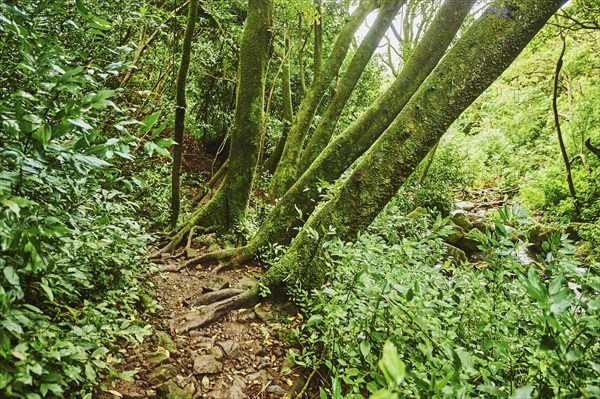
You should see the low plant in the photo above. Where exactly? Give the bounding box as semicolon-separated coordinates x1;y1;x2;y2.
290;204;599;398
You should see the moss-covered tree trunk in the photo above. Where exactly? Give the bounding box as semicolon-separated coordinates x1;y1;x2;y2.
171;0;198;229
297;0;405;175
259;0;567;293
159;0;273;251
269;0;376;200
265;28;294;174
197;0;474;266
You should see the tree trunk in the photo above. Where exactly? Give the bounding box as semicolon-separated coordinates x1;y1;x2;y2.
313;0;323;82
553;33;579;217
166;0;273;245
221;0;474;265
417;140;439;186
260;0;567;294
269;0;377;200
265;28;294;174
298;0;406;175
171;0;198;228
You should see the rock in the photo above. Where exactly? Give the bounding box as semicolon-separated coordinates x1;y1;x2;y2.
217;340;240;357
254;307;277;323
247;369;271;384
442;243;467;265
147;349;170;365
155;381;192;399
230;376;246;399
456;229;481;254
267;384;288;396
472;220;490;233
202;276;229;292
147;364;176;385
236;274;259;289
406;207;427;218
528;223;558;250
445;223;465;245
211;345;224;360
451;212;473;231
455;201;475;211
156;331;178;353
193;354;223;374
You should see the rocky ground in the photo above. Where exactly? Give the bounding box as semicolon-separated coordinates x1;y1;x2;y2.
98;260;304;399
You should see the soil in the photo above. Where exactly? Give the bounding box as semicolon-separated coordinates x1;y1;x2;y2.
97;137;304;399
97;259;303;399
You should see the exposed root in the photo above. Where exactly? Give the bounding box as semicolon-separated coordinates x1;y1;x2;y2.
173;289;259;332
191;288;245;307
148;224;215;260
181;247;240;270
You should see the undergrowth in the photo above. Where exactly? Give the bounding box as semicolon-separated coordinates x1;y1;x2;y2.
291;200;599;398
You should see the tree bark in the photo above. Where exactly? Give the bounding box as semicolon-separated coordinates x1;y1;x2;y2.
165;0;273;245
260;0;567;294
222;0;475;265
313;0;323;82
269;0;377;200
298;0;406;175
171;0;199;228
552;33;579;216
264;28;294;174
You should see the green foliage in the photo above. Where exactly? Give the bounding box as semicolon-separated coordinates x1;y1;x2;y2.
291;204;599;398
0;3;162;397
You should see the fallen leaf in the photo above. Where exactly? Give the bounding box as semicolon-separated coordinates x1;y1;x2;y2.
107;390;123;398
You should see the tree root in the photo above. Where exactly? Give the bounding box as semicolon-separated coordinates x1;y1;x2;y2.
173;288;259;332
191;288;245;307
148;224;215;260
181;247;241;270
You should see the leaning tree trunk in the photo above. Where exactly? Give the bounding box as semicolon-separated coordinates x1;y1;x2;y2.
156;0;273;253
171;0;198;228
259;0;567;294
269;0;377;200
297;0;406;175
183;0;475;269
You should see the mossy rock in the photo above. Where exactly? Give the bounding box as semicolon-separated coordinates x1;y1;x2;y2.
574;240;593;260
451;212;473;231
445;223;465;245
156;381;192;399
442;243;467;265
406;207;427;219
473;220;491;233
456;229;481;254
528;223;559;250
156;331;178;353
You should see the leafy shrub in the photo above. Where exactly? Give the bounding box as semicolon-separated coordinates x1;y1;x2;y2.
0;3;164;397
292;205;599;398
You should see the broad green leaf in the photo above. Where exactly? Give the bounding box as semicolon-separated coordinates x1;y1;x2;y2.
360;340;371;359
509;385;534;399
76;0;91;18
139;111;161;133
379;341;405;388
3;267;19;286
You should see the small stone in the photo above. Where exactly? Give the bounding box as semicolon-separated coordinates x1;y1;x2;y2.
147;364;176;385
247;369;271;384
231;376;246;399
211;346;224;360
155;381;192;399
193;355;223;374
267;385;288;396
217;340;240;357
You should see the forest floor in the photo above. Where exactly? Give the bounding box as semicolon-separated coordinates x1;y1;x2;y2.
98;259;303;399
98;138;303;399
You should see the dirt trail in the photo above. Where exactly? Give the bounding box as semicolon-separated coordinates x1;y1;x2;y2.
99;259;301;399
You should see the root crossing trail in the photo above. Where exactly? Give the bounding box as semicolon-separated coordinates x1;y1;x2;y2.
99;260;301;399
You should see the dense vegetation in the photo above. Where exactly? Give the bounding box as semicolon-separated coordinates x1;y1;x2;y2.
1;0;598;398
